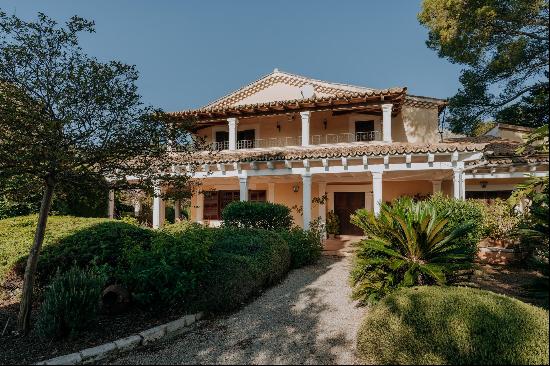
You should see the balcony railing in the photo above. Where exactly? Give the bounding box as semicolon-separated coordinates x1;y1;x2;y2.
210;131;381;151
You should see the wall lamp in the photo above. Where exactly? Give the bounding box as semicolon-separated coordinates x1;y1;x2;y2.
293;184;300;193
323;118;328;130
276;122;281;132
480;181;488;189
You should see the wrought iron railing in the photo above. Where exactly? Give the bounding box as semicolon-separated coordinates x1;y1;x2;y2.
209;131;381;151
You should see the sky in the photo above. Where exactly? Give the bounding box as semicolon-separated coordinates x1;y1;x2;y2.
1;0;463;112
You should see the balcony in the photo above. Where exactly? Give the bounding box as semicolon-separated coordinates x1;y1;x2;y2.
210;131;381;151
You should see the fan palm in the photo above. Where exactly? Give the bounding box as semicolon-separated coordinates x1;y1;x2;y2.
350;197;475;304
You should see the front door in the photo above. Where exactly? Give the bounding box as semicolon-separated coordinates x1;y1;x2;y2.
334;192;365;235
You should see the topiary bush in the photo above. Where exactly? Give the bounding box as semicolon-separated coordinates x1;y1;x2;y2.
357;286;549;365
221;201;293;230
200;227;290;312
35;265;108;339
278;225;323;269
351;197;475;304
119;224;213;309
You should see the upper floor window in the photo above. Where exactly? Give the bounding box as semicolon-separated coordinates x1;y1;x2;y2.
355;120;376;142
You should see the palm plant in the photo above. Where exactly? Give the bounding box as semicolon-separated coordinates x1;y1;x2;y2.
350;197;475;304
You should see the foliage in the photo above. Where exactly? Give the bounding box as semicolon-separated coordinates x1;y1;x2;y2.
119;224;212;309
350;198;475;304
221;201;293;231
200;227;290;312
0;10;197;331
0;215;111;282
278;223;323;269
482;199;521;240
424;193;486;252
326;210;340;235
35;265;108;339
418;0;549;134
357;286;549;365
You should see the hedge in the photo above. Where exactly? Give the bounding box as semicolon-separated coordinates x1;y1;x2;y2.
357;286;549;365
221;201;293;230
200;227;290;312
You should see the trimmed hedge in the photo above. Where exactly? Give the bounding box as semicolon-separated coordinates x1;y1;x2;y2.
200;227;290;312
357;286;549;365
221;201;293;230
119;223;213;309
0;215;111;282
278;227;323;269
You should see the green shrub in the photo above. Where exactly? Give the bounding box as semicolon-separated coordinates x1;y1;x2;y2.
200;227;290;312
350;197;475;304
0;215;111;282
278;226;323;269
357;286;549;365
326;210;340;235
482;199;521;240
119;225;213;309
221;201;293;230
35;221;153;284
36;265;108;339
425;193;486;252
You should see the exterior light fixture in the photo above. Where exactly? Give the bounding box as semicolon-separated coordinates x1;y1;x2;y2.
323;118;328;130
277;122;281;132
293;184;300;193
480;181;488;188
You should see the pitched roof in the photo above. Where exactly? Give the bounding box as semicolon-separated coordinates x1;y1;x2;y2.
170;69;446;122
202;69;380;109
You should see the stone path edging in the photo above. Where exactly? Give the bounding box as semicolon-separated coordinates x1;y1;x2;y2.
35;312;204;365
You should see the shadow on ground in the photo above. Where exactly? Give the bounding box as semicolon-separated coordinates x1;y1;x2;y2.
111;256;363;365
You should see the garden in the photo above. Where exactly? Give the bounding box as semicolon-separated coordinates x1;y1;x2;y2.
349;186;549;365
0;201;323;364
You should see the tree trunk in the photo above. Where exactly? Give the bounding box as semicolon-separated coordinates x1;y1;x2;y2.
17;177;55;334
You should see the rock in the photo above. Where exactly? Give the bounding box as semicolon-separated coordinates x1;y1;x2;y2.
101;284;131;314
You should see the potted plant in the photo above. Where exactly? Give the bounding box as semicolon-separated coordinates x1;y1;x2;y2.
326;210;340;239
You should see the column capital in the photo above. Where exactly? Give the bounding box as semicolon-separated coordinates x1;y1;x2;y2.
299;111;311;119
227;117;238;126
301;172;312;179
371;171;383;179
381;103;393;113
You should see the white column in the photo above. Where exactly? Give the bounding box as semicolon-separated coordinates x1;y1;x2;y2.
174;200;181;222
453;169;464;200
239;175;248;201
108;190;115;219
302;173;312;230
152;184;165;229
300;111;311;146
133;199;141;217
228;117;238;150
372;171;383;216
195;191;204;223
268;183;275;203
460;173;466;200
382;104;393;143
318;182;327;236
432;180;442;194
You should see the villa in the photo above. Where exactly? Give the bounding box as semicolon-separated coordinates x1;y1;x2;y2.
128;69;549;231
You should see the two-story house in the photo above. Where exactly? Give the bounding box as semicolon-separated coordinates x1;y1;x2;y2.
144;69;548;232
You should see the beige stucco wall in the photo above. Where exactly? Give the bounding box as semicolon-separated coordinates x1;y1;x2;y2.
394;105;440;143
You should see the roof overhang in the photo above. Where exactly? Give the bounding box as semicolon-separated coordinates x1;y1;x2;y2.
170;88;407;125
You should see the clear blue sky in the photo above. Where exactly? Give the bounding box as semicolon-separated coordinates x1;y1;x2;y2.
2;0;462;112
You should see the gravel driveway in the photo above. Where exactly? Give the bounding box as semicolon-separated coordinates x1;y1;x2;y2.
109;256;365;365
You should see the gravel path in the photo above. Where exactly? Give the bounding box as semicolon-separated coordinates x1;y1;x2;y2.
109;256;365;365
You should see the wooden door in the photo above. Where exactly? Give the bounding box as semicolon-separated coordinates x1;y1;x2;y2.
334;192;365;235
